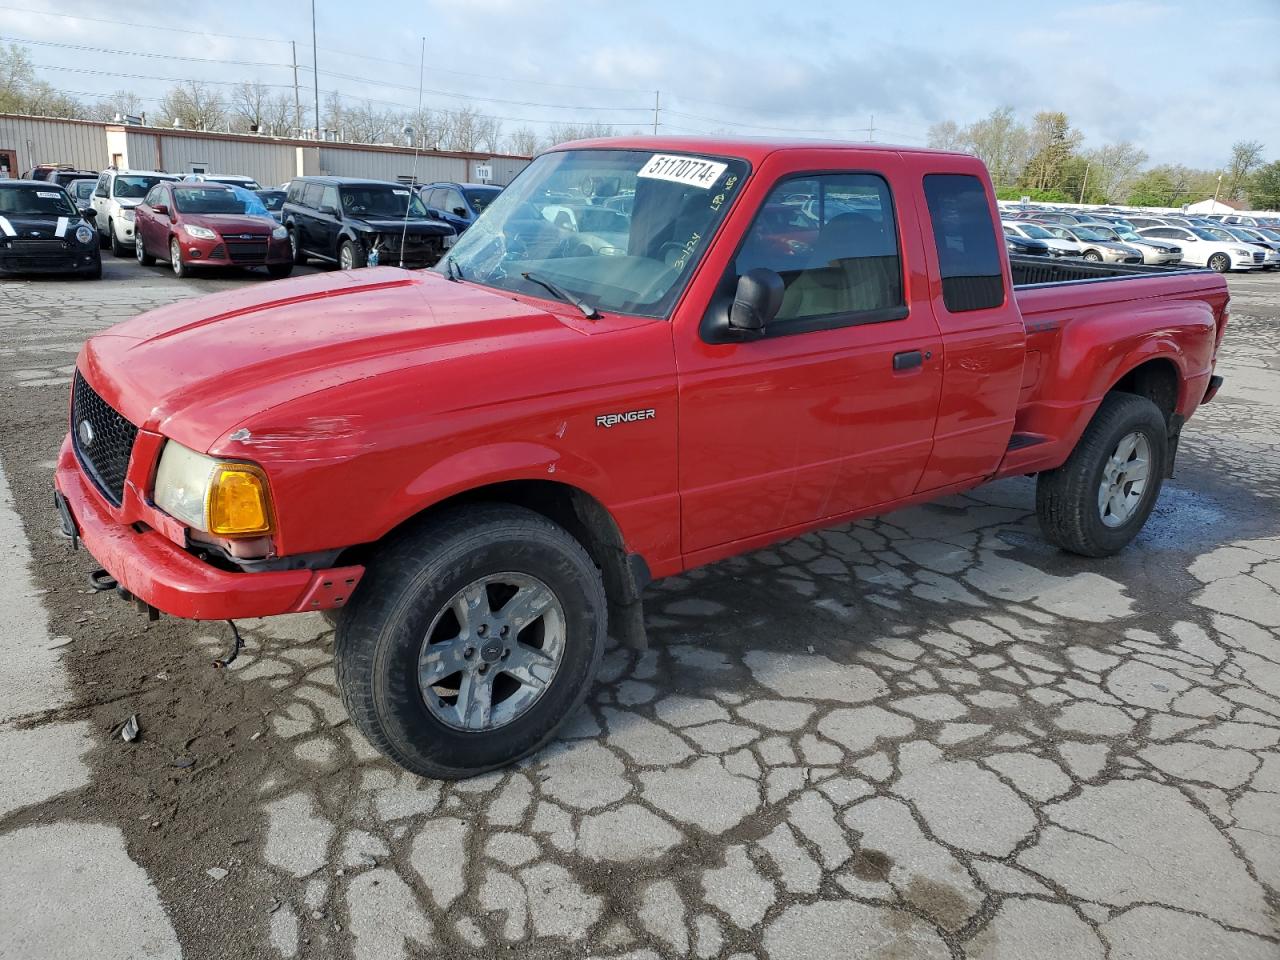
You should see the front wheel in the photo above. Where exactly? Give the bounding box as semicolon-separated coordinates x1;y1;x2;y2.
334;504;607;779
289;227;308;265
338;239;365;270
1036;392;1168;557
267;262;293;279
1208;253;1231;273
1082;250;1102;263
109;219;129;258
170;237;190;278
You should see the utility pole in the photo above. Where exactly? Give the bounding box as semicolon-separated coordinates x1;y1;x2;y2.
653;91;660;136
868;115;875;143
291;41;302;137
1079;161;1091;204
311;0;321;139
1211;173;1224;212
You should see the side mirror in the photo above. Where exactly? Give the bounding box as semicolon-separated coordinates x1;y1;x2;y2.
151;203;168;216
79;206;96;222
452;206;468;218
729;268;785;335
319;204;338;217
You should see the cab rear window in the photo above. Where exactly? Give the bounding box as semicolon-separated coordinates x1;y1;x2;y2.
923;174;1005;313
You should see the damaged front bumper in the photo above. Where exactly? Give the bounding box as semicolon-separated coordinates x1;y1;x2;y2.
54;436;363;620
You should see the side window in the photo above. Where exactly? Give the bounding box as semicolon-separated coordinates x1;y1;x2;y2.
321;185;340;212
286;180;304;204
922;173;1005;313
734;173;904;327
143;185;160;206
94;173;109;198
444;189;467;215
301;182;324;209
1002;224;1016;236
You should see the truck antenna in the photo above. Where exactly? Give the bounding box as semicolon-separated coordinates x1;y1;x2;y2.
399;36;426;270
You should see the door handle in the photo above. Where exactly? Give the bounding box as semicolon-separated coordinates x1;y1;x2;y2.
893;350;923;371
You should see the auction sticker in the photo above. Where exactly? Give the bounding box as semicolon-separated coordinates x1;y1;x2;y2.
638;154;728;189
37;191;61;198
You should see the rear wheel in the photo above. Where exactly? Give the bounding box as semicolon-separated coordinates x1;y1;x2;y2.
1208;253;1231;273
170;237;190;278
135;234;155;266
334;504;607;779
1082;250;1102;263
1036;392;1167;557
109;219;129;258
289;227;307;265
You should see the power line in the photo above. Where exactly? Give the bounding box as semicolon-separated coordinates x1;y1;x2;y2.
0;4;288;43
0;34;292;68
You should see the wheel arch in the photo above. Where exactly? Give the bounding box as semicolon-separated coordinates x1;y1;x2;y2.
1107;356;1182;426
346;478;650;649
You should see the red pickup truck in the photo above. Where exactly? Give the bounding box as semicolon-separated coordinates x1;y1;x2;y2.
55;138;1229;778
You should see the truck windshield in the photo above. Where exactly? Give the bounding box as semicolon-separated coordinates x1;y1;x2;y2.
437;149;750;318
114;176;169;199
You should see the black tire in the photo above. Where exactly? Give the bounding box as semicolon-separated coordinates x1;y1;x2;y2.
170;237;189;278
1208;253;1231;273
1036;392;1168;557
1082;250;1102;263
334;503;607;779
289;226;307;265
267;262;293;279
83;260;102;280
338;239;366;270
135;234;155;266
109;219;129;257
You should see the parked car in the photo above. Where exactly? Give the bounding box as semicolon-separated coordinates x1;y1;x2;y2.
1216;225;1280;269
1040;224;1144;263
283;176;456;269
1076;223;1182;266
1005;233;1051;256
420;182;503;234
91;169;180;257
1025;211;1090;225
1218;214;1280;229
133;181;293;278
0;180;101;278
1003;220;1082;258
255;189;287;222
54;137;1229;779
65;177;98;206
1136;225;1262;272
183;173;263;191
1126;216;1174;230
24;163;97;185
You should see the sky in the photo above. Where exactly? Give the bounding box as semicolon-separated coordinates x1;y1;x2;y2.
0;0;1277;168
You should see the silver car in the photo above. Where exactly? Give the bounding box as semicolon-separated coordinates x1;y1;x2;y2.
1042;224;1145;264
1078;222;1182;265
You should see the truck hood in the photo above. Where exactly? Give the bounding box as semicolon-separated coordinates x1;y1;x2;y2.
78;268;580;451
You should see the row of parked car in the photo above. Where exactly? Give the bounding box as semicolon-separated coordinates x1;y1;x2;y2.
3;161;504;281
999;204;1280;273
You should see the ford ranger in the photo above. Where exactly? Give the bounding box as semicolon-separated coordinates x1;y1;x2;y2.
55;138;1229;779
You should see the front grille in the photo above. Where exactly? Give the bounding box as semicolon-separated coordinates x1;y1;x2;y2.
11;238;71;252
1253;252;1265;264
71;372;137;506
379;233;444;267
224;238;269;264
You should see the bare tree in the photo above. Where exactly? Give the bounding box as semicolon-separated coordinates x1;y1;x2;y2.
158;81;226;130
88;89;145;122
260;93;296;136
20;79;84;119
1226;140;1265;199
321;90;345;138
506;126;542;156
230;81;273;133
545;121;615;148
962;107;1030;188
926;120;965;152
0;43;32;113
1086;142;1149;201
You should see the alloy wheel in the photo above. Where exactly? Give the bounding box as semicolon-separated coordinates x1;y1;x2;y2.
1097;431;1151;528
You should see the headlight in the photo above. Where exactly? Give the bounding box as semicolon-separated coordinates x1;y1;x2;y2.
74;224;95;245
119;208;135;221
272;225;288;240
153;441;274;536
185;224;217;241
1232;248;1250;257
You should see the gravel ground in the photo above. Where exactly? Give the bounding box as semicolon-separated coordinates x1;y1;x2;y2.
0;255;1277;960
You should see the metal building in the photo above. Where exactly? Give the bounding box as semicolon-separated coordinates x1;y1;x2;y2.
0;114;530;186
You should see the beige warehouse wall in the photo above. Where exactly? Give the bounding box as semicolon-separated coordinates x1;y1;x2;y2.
0;116;108;175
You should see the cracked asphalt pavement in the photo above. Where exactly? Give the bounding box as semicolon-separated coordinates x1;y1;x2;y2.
0;258;1277;959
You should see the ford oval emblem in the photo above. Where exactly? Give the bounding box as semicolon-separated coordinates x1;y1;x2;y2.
77;419;95;447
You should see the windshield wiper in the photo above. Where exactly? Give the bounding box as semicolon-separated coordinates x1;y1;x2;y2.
444;256;464;282
521;271;599;320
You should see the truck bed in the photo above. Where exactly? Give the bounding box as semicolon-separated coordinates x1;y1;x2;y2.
1009;255;1207;287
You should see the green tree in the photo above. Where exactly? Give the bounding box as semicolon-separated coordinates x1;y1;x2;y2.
1226;140;1265;200
1020;111;1082;193
1250;160;1280;211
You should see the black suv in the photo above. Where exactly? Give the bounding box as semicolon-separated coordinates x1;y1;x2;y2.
282;176;455;270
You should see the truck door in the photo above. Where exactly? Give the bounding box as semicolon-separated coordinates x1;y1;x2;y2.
674;163;944;557
905;165;1027;491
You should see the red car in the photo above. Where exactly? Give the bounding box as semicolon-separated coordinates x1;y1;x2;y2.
133;181;293;278
56;137;1228;779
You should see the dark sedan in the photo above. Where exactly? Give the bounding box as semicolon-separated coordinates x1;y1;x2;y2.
0;181;101;278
